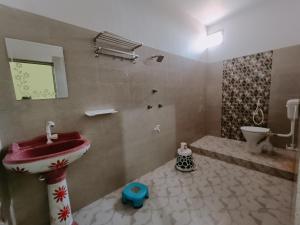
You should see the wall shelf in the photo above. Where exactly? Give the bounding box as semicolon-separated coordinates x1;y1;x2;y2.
85;109;118;117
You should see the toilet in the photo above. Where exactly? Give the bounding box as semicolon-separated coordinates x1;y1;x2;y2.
241;126;270;153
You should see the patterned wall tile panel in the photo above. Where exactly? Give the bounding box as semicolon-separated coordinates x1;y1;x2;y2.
221;51;273;140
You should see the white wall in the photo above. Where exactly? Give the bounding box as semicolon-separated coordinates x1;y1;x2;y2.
0;0;206;61
207;0;300;62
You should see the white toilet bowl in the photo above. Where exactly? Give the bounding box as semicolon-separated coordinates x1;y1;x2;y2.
241;126;270;153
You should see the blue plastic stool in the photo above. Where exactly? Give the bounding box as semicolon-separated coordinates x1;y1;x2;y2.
122;182;149;208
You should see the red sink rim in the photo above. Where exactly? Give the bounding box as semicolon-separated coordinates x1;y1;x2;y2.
3;132;90;165
14;131;81;150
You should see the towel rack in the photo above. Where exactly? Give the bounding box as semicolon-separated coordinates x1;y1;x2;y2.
93;31;142;62
95;46;139;61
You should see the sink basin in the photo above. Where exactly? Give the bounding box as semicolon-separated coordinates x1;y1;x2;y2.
3;132;90;174
14;131;81;150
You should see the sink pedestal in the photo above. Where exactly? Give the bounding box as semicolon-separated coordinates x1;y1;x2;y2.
45;168;78;225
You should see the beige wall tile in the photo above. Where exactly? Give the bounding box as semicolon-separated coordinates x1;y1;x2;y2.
0;5;205;225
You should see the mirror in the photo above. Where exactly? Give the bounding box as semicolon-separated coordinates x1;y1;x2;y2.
5;38;68;100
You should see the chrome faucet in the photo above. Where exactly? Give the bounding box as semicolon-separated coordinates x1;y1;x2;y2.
46;121;58;144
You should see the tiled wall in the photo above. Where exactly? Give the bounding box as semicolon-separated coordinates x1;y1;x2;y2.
205;46;300;147
269;46;300;147
204;62;223;136
221;51;273;140
0;5;206;225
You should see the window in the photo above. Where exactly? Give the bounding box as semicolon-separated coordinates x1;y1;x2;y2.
9;60;56;100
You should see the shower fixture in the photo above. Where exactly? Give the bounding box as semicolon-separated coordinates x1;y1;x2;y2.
151;55;164;62
158;104;163;108
152;89;158;94
147;105;153;110
253;99;264;125
153;125;161;133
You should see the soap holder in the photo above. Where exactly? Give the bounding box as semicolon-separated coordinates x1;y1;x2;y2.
85;109;118;117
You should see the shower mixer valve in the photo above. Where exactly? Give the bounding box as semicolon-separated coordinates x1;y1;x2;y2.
152;89;158;94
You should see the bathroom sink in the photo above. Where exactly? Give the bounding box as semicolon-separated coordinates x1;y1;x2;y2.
3;132;90;174
15;131;81;150
2;129;90;225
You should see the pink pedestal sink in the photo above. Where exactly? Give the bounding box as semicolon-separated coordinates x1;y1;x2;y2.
2;132;90;225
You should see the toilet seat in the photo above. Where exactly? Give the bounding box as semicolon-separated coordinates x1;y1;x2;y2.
241;126;270;133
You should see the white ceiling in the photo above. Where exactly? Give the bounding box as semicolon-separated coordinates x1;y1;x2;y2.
0;0;269;27
157;0;268;26
0;0;274;60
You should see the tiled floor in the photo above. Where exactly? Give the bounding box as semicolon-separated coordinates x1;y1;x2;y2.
191;136;296;180
74;154;294;225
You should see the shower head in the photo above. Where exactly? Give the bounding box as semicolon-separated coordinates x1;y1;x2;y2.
151;55;164;62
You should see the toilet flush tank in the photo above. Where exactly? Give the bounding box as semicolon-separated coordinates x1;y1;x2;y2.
287;99;300;120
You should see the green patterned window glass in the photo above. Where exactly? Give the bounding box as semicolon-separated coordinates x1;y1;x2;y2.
9;61;56;100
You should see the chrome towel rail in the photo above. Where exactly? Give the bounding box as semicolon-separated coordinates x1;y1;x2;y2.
95;46;139;61
93;31;142;62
